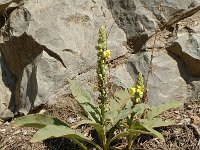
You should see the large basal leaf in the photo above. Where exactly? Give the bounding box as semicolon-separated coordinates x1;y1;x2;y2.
106;129;153;149
141;118;174;128
146;101;182;119
68;79;100;122
105;131;130;149
113;88;132;111
13;114;67;129
106;103;150;131
130;121;165;142
107;89;132;121
31;125;91;142
130;120;149;131
74;120;105;144
75;95;100;122
31;125;103;150
141;124;165;142
132;103;150;118
68;79;93;103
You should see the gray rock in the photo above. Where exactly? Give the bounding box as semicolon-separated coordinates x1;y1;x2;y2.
190;79;200;100
1;109;14;120
0;0;127;115
0;0;199;118
106;0;195;52
167;26;200;76
127;52;188;105
0;53;15;118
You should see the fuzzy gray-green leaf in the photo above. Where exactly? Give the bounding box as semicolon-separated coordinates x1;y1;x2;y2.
74;120;105;143
141;118;174;128
146;101;182;119
69;79;93;103
13;114;67;129
142;124;165;142
31;125;91;143
130;121;165;142
69;79;100;122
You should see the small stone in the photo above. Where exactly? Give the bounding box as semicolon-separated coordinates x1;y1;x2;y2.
174;111;180;114
186;105;193;110
1;109;14;121
13;130;21;135
23;130;28;135
4;122;10;126
0;129;6;132
39;109;46;114
67;116;76;124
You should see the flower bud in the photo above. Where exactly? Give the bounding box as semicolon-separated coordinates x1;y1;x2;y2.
103;50;111;59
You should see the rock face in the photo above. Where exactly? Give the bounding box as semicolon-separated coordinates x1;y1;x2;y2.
0;0;199;119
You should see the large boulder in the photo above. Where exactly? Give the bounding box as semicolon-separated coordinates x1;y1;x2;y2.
0;0;128;117
167;26;200;76
127;52;188;105
0;0;199;119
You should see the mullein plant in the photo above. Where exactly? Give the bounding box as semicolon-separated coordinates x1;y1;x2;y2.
129;73;145;104
96;26;110;126
13;26;182;150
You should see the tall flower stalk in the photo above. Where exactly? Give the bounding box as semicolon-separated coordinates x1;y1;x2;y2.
96;26;110;126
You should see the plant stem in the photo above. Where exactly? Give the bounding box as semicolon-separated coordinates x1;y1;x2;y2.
127;135;133;150
96;26;109;149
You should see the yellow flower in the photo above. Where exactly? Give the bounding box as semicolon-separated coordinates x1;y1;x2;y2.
137;85;144;92
93;87;98;92
103;50;111;59
136;86;144;98
129;86;136;96
135;98;141;103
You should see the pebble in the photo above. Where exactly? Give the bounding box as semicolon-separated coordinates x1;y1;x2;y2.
0;129;6;133
23;130;28;135
67;116;76;124
174;111;180;114
13;130;21;135
4;122;10;126
39;109;46;114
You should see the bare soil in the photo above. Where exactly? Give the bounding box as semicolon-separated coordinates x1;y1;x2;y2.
0;96;200;150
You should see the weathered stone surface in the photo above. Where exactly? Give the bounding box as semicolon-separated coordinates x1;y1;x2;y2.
106;0;197;52
127;52;188;105
0;0;199;119
190;79;200;100
167;26;200;76
0;0;128;116
0;53;15;118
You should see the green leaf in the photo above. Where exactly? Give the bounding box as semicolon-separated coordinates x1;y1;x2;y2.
132;103;150;118
105;131;130;149
146;101;182;119
141;124;165;142
114;88;132;111
107;89;132;120
73;120;95;128
31;125;103;150
130;120;165;142
108;103;150;129
73;139;88;150
13;114;67;129
141;118;174;128
68;79;93;103
31;125;90;142
76;96;100;122
106;129;152;149
127;129;154;136
130;120;149;131
68;79;100;122
74;120;105;144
